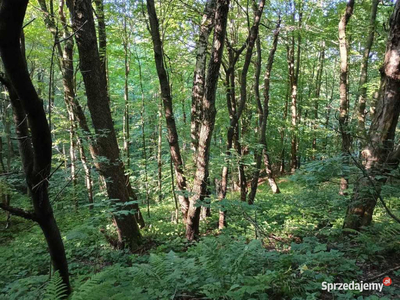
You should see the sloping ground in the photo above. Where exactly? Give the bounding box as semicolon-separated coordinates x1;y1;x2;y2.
0;176;399;299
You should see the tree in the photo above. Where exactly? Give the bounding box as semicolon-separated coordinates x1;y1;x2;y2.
218;0;265;228
338;0;355;195
287;0;302;173
357;0;379;140
248;16;281;205
66;0;143;250
190;0;216;152
186;0;230;240
37;0;94;207
0;0;70;293
343;0;400;230
146;0;190;221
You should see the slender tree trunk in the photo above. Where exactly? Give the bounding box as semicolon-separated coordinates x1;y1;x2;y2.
69;115;78;209
344;1;400;230
338;0;355;195
248;18;281;204
38;0;95;208
0;86;12;227
190;0;216;152
146;0;190;220
279;87;289;174
288;2;302;173
137;53;150;218
170;156;179;223
157;96;163;202
76;134;93;207
312;42;325;159
186;0;230;240
66;0;143;249
357;0;379;138
123;16;130;168
0;1;70;292
218;0;264;227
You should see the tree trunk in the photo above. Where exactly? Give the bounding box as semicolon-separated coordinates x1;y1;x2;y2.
0;85;12;227
288;2;302;173
279;87;289;174
248;18;281;204
190;0;216;152
0;0;70;292
157;96;163;202
137;53;151;217
343;1;400;230
338;0;355;194
123;16;130;168
94;0;108;94
357;0;379;138
146;0;190;221
186;0;230;240
38;0;95;208
66;0;143;249
218;0;264;228
312;42;325;159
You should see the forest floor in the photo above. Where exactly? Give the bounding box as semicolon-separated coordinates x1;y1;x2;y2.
0;174;399;299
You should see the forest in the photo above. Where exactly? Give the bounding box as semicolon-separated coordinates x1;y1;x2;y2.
0;0;400;299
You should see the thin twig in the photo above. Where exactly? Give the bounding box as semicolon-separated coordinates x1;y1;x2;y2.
32;161;64;190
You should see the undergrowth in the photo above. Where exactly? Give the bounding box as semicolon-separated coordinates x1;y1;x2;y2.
1;168;399;299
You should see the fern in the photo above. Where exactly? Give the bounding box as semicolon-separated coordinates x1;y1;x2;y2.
43;271;68;300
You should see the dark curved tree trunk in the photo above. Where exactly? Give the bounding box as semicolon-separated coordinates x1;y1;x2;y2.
146;0;190;221
0;0;70;293
66;0;143;250
343;1;400;230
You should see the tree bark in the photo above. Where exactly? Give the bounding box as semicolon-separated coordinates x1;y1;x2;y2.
186;0;230;240
66;0;143;249
357;0;379;138
344;1;400;230
338;0;355;195
157;96;163;202
146;0;190;221
94;0;108;94
0;0;70;292
190;0;216;152
288;1;302;173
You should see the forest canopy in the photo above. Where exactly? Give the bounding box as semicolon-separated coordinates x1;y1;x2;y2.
0;0;400;299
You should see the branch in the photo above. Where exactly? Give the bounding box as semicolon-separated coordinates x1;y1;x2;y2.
32;161;64;191
0;203;37;221
56;20;88;45
365;265;400;282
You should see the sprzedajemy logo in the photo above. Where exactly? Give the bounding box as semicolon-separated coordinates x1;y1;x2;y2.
322;277;392;293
